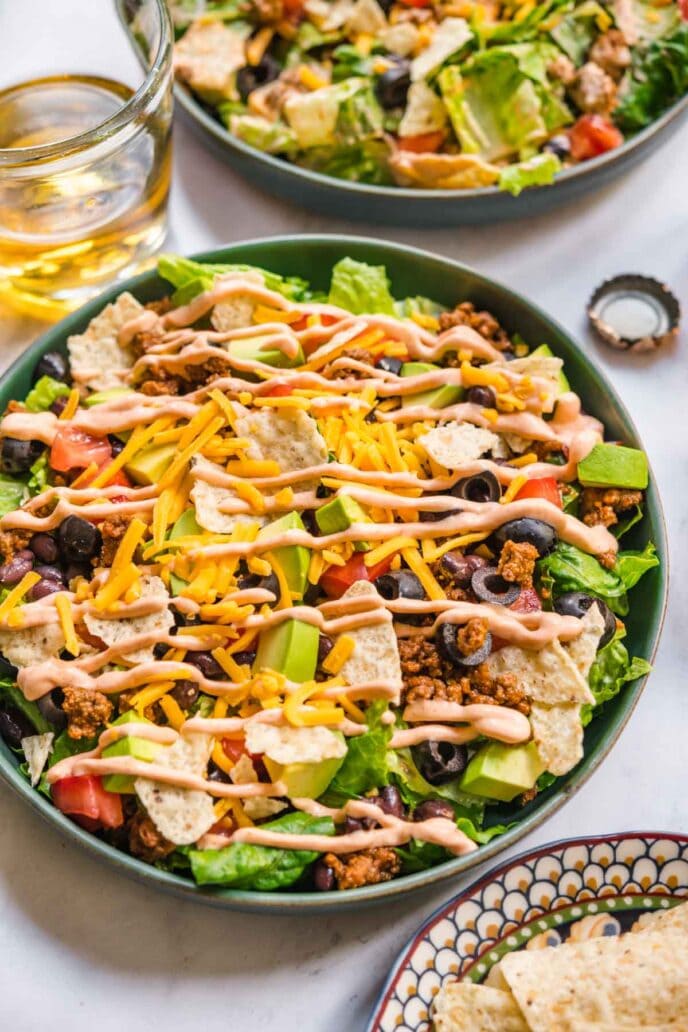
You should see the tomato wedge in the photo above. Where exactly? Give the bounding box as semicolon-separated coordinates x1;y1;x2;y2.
222;738;247;764
52;775;124;829
320;553;393;599
398;130;445;153
568;115;623;161
50;427;112;473
510;587;542;614
514;477;562;509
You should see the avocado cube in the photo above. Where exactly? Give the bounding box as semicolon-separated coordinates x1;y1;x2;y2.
401;361;464;410
102;711;163;793
125;442;177;486
227;335;305;369
530;343;570;392
168;508;204;595
254;619;319;682
84;387;134;408
459;741;545;803
315;496;370;552
263;742;345;799
577;443;649;490
257;512;310;598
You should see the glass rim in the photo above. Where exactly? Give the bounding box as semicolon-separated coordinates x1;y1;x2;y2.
0;0;173;165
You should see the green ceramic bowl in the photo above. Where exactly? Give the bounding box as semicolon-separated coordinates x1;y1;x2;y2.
0;236;667;912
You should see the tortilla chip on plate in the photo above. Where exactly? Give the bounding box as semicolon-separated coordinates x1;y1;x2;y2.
432;982;528;1032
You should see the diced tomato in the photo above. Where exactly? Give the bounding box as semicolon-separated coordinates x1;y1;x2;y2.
399;0;431;7
264;383;294;398
568;115;623;162
320;553;393;599
52;775;124;829
681;0;688;19
397;130;445;153
222;737;247;764
514;477;562;510
510;587;542;614
50;427;112;473
282;0;304;17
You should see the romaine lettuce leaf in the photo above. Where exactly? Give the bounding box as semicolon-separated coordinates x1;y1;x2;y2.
615;541;659;591
581;633;651;725
325;700;393;798
26;454;48;496
328;257;396;315
394;295;447;319
537;540;658;617
549;1;611;64
499;152;561;195
227;114;296;155
388;747;484;818
284;78;383;150
615;24;688;133
188;812;334;889
24;376;71;413
0;476;26;517
299;141;394;184
157;254;311;306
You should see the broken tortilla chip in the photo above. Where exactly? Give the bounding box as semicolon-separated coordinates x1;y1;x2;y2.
67;291;142;392
0;623;65;668
135;732;215;846
191;456;267;534
487;638;594;707
84;575;174;663
233;406;328;490
338;581;401;693
21;733;54;786
419;422;500;470
432;982;528;1032
529;701;584;776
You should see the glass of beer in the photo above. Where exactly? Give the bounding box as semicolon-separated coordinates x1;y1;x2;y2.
0;0;173;319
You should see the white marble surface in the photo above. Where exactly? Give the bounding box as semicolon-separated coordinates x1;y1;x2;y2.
1;10;687;1029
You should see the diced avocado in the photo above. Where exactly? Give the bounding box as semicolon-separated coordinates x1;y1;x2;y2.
254;618;319;682
125;442;177;486
257;512;310;598
577;443;649;490
459;741;545;803
530;343;570;392
84;387;134;408
169;508;204;594
263;735;346;798
315;495;370;552
102;711;163;793
401;361;464;410
227;335;305;369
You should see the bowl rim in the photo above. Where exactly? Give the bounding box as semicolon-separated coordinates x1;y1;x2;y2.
366;829;688;1031
172;75;688;202
0;233;668;912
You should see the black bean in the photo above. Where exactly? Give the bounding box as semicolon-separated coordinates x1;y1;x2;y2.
317;634;334;667
440;551;486;587
236;54;281;102
471;565;520;606
169;680;200;710
232;650;256;666
375;63;411;109
344;816;365;834
28;578;62;601
50;398;68;417
412;741;468;785
108;434;125;457
1;437;44;475
57;515;102;563
207;759;232;784
29;533;58;564
413;799;455;822
33;350;69;384
185;651;223;680
258;572;280;597
64;562;91;585
377;784;404;819
0;554;34;586
313;860;336;892
0;708;33;749
34;564;64;583
493;517;557;558
466;385;496;408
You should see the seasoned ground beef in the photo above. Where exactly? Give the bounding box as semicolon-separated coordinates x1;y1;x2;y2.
324;847;401;890
597;550;617;570
62;686;113;739
0;528;32;562
137;355;232;395
439;302;511;350
580;487;643;529
145;298;173;315
589;29;631;80
324;347;375;380
128;811;176;863
519;785;539;806
532;440;569;465
130;329;166;359
100;513;133;567
456;618;488;655
497;540;539;588
399;637;530;714
430;560;471;603
139;377;181;396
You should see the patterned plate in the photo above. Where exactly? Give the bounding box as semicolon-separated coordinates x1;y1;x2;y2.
367;833;688;1032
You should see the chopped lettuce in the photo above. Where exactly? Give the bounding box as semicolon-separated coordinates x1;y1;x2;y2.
284;77;383;150
328;257;396;315
410;16;473;82
615;24;688;133
499;152;561;195
549;1;611;64
331;43;373;82
0;476;26;517
157;254;311;307
228;114;296;155
325;700;392;798
388;746;484;818
537;540;658;617
27;454;48;496
188;811;334;889
581;633;652;726
32;729;98;797
395;295;447;319
24;375;71;413
299;141;394;184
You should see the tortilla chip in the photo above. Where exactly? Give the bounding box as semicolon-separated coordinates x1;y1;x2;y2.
432;982;528;1032
233;406;328;489
484;962;510;991
21;733;54;786
499;924;688;1029
565;603;605;679
632;900;688;935
173;20;246;104
191;456;267;534
529;701;583;776
135;732;215;846
244;723;346;766
229;750;287;819
338;581;401;690
84;575;174;662
390;150;500;190
499;354;565;391
67;292;142;391
487;639;594;707
566;1024;687;1031
419;422;500;469
0;622;65;668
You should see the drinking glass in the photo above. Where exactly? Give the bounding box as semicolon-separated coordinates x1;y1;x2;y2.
0;0;173;319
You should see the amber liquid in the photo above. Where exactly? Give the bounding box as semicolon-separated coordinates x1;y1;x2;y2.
0;74;171;319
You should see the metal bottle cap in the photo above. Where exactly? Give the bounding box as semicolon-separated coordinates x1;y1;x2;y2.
587;274;680;353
